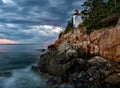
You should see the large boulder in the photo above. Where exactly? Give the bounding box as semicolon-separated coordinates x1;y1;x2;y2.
105;73;120;87
87;56;108;67
39;48;76;76
57;41;72;52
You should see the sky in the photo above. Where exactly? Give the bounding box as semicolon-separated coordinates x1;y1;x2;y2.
0;0;83;44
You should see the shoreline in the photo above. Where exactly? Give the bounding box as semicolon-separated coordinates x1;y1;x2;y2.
37;42;120;88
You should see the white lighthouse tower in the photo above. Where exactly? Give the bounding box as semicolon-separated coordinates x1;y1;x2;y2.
73;9;81;28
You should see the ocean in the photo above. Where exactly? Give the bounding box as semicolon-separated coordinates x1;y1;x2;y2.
0;44;47;88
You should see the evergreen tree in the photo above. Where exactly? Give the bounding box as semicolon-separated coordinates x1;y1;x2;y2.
81;0;120;34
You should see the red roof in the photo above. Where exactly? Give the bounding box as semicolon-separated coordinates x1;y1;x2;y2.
75;9;79;13
74;9;79;15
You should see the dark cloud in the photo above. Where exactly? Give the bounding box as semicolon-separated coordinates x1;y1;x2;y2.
0;0;84;44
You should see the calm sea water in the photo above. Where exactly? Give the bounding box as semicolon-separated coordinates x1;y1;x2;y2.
0;44;47;88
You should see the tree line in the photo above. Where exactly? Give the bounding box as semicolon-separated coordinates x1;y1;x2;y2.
81;0;120;34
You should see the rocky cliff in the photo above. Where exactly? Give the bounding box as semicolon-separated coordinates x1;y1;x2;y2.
37;19;120;88
55;19;120;62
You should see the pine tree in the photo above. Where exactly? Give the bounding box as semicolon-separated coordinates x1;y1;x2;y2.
81;0;120;34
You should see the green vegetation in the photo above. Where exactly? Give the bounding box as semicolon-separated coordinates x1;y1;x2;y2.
58;32;63;39
63;0;120;35
81;0;120;34
59;19;74;38
64;20;74;34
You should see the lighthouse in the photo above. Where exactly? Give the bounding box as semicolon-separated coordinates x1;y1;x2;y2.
73;9;81;28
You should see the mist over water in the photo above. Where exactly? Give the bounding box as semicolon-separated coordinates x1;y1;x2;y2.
0;44;47;88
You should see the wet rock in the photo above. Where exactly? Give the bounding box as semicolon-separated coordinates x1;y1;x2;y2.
41;49;46;52
89;77;94;81
70;71;88;84
64;59;86;77
77;47;90;59
54;49;77;64
87;56;108;67
0;71;12;77
117;73;120;77
87;66;104;81
39;51;75;76
47;76;62;85
31;65;39;71
105;73;120;87
71;73;80;83
115;69;120;73
55;52;66;64
58;83;75;88
102;70;113;77
39;45;77;76
57;41;72;52
70;70;103;88
38;49;46;52
47;84;58;88
65;49;77;61
47;83;75;88
75;81;103;88
48;44;57;51
38;51;55;73
46;77;74;88
75;58;86;66
47;64;66;76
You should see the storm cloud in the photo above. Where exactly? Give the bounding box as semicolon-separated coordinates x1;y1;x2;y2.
0;0;83;44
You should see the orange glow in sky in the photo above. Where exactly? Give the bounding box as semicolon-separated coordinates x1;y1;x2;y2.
0;39;19;44
42;41;52;45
